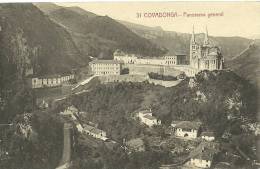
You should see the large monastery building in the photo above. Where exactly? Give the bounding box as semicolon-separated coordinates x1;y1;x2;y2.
89;26;224;77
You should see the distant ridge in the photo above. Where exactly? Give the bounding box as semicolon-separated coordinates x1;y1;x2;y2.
35;3;166;59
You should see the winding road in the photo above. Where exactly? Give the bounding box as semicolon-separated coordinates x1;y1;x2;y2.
56;123;72;169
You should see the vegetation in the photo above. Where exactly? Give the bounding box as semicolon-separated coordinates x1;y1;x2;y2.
121;68;129;75
0;3;88;76
148;72;177;81
65;70;257;169
0;111;63;169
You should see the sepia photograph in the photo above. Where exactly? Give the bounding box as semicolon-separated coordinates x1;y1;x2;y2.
0;1;259;169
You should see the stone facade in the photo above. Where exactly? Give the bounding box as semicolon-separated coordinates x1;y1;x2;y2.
28;74;75;89
190;26;224;71
98;74;149;83
171;121;201;139
190;157;212;168
89;60;122;75
113;50;186;66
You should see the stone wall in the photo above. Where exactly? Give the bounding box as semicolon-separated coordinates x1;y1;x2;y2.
98;74;149;83
148;79;181;87
98;74;181;88
126;64;182;76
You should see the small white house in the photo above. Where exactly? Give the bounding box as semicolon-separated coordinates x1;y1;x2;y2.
201;132;215;141
60;105;78;120
171;121;201;139
190;147;215;168
190;154;213;168
137;110;161;127
189;142;219;169
83;124;95;135
90;128;107;140
83;124;107;140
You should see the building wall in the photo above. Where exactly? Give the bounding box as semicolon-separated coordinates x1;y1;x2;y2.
135;58;165;65
114;54;137;64
30;74;75;89
175;128;198;139
190;158;211;168
90;62;121;75
141;118;158;127
202;136;215;141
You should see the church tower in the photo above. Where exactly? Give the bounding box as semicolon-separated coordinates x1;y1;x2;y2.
203;26;209;46
190;26;201;69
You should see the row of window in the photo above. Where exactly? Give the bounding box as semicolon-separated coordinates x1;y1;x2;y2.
93;67;119;70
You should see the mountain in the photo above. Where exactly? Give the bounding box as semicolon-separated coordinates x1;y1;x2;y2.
0;3;89;77
35;3;166;59
226;40;260;84
119;20;252;61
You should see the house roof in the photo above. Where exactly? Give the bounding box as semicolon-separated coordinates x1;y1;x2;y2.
143;114;157;120
193;149;215;161
91;128;104;135
83;124;94;131
201;132;215;137
90;60;123;64
173;121;201;130
190;141;219;161
139;109;151;114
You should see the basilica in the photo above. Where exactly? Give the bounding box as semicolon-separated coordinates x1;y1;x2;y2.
190;26;224;71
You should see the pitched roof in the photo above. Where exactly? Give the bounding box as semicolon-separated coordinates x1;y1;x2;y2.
190;141;219;161
143;114;157;120
139;109;151;114
173;121;201;130
83;124;94;131
193;149;215;161
91;128;104;135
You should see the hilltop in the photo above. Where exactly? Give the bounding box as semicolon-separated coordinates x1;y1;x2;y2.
35;3;166;59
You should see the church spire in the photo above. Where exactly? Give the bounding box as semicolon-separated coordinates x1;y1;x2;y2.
204;26;209;46
191;25;196;43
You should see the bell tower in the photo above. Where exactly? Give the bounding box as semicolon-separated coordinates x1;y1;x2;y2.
190;26;199;68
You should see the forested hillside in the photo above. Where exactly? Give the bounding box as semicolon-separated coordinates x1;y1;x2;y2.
35;3;166;59
0;4;88;76
0;4;77;168
65;70;257;168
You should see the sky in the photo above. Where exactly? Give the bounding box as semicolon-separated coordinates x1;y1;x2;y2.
57;2;260;38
